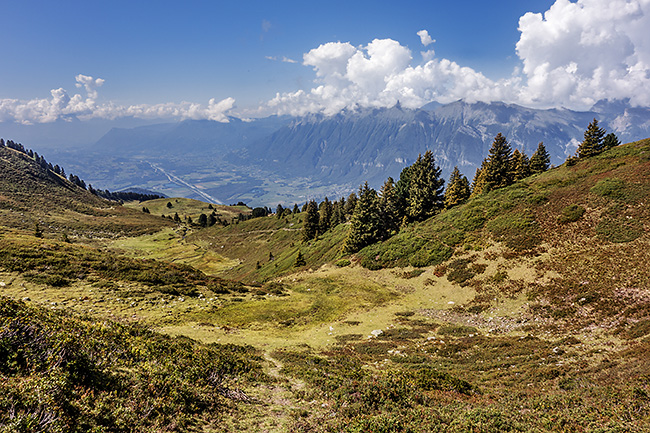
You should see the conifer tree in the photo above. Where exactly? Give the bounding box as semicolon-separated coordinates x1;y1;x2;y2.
276;204;284;219
293;203;300;214
207;213;217;227
198;213;208;227
406;150;445;222
470;162;488;198
302;200;320;241
483;133;513;191
343;182;382;254
344;193;357;218
577;118;606;158
379;177;400;238
330;201;343;227
603;132;620;150
529;142;551;174
394;164;412;223
295;251;306;267
173;212;181;223
319;197;333;234
444;166;470;209
511;149;531;181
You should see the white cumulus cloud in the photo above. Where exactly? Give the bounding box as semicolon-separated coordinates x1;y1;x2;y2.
259;0;650;116
515;0;650;108
417;30;435;47
0;75;236;124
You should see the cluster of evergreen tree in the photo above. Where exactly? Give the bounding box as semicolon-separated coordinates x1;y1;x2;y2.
93;189;164;202
343;150;445;253
575;118;620;159
470;134;551;197
301;194;358;242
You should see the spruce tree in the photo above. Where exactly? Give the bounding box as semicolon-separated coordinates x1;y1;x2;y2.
483;133;513;191
511;149;531;181
319;197;333;234
379;177;400;238
292;204;300;214
198;213;208;227
344;193;357;218
394;164;412;223
470;164;488;198
529;142;551;174
330;201;343;227
406;150;445;222
302;200;320;241
276;204;284;219
603;132;620;150
577;118;606;158
295;251;306;267
444;166;470;209
343;182;382;254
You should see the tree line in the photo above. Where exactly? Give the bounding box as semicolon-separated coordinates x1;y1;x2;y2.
296;119;619;256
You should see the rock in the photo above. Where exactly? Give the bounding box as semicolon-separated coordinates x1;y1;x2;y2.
370;329;383;337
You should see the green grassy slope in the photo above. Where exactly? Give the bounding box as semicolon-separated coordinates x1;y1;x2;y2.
0;146;172;238
354;138;650;333
186;211;348;282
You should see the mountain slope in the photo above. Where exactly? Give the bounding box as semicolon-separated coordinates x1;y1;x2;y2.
0;146;172;238
356;138;650;332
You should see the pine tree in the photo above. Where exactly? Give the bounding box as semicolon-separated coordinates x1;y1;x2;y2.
295;251;306;267
207;213;217;227
330;201;343;227
198;213;208;227
379;177;400;238
292;204;300;214
511;149;531;181
483;133;513;191
173;212;181;223
343;182;382;254
343;193;357;219
444;166;470;209
302;200;320;241
394;164;412;223
319;197;333;234
406;150;445;222
577;118;606;158
470;162;488;198
603;132;620;150
276;204;284;219
529;142;551;174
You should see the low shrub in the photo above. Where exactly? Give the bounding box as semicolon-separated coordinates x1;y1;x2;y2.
558;204;585;224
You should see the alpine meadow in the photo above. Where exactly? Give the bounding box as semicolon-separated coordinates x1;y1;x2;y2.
2;1;650;432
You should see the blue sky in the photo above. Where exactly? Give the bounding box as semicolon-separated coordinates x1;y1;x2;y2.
1;0;649;124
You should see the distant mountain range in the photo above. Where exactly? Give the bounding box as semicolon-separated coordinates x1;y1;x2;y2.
47;99;650;206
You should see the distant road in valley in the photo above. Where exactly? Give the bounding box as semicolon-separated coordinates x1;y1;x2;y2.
147;161;224;204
